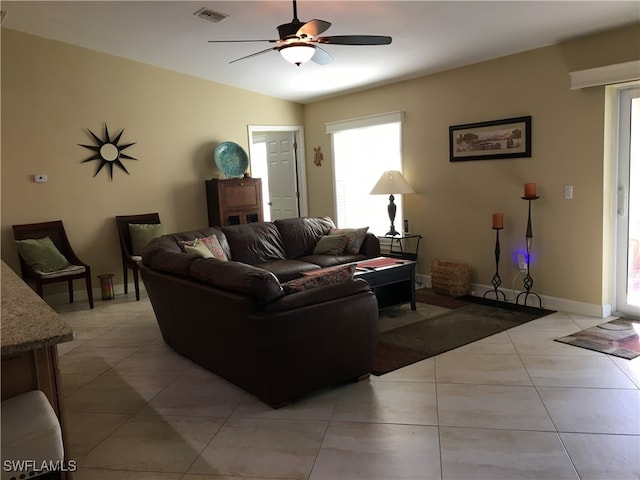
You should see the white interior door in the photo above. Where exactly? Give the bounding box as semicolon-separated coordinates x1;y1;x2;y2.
248;125;308;222
265;132;299;220
615;86;640;317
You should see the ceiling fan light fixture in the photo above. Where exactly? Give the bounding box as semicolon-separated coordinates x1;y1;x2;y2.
280;44;315;66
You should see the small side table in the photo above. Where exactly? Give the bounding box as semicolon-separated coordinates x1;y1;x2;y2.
378;234;422;261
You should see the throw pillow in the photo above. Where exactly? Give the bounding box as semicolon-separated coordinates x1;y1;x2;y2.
179;235;228;261
198;235;228;261
15;236;70;273
282;264;356;294
129;223;165;256
184;241;214;258
329;227;369;254
313;234;350;255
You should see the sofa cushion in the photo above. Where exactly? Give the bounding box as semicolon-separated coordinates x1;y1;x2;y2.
298;253;367;268
274;216;335;259
329;227;369;254
313;234;350;255
189;258;284;304
281;264;356;294
222;223;287;265
143;248;198;278
255;259;320;283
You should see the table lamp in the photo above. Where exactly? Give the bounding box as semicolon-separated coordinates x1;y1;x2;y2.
370;170;414;236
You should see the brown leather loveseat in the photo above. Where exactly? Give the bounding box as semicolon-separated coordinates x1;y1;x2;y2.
139;216;380;407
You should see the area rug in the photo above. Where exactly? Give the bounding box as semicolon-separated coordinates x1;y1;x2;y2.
554;318;640;360
372;291;555;375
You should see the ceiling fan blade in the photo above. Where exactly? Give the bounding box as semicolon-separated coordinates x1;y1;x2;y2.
311;46;333;65
297;19;331;38
209;39;278;43
229;47;277;64
316;35;392;46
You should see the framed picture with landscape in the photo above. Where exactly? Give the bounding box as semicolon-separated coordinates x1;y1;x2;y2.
449;116;531;162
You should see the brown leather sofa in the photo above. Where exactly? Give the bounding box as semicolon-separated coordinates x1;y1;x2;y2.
139;216;380;408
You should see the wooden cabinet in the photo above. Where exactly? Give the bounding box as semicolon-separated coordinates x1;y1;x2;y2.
206;178;263;227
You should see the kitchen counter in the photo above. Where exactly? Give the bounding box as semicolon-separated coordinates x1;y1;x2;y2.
1;260;75;479
1;260;75;354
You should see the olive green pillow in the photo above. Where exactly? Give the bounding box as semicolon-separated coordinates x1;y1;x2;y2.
15;236;70;273
313;234;350;255
129;223;166;256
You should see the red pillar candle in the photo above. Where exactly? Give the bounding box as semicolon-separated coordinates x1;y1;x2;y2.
524;182;537;198
492;213;504;229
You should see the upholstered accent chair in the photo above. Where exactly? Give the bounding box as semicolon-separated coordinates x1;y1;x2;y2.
12;220;94;309
115;213;161;300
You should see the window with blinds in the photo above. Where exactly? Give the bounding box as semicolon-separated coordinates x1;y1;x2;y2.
326;112;404;235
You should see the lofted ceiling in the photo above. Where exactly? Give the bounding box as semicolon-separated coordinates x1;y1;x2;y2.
2;1;639;104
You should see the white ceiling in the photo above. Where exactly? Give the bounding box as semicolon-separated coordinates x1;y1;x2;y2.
2;1;639;104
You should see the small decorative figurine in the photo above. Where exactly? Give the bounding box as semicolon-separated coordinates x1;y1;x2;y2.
314;146;323;166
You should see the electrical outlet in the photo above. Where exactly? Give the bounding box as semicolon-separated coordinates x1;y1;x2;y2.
517;254;527;271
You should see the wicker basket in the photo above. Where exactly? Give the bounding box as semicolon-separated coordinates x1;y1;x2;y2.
430;258;471;297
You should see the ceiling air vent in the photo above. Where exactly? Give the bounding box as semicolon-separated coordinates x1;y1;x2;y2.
194;8;228;24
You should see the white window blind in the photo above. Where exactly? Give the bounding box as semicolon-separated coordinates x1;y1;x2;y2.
327;112;404;235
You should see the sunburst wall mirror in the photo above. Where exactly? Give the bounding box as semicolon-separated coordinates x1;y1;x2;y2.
79;123;137;180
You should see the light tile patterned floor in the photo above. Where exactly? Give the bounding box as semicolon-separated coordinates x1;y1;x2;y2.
53;293;640;480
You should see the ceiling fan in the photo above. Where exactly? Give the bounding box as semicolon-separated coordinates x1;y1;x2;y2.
208;0;392;66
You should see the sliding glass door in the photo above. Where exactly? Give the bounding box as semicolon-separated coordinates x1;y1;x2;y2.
616;86;640;317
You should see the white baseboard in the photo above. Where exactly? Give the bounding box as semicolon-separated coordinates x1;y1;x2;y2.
46;274;610;318
416;273;611;318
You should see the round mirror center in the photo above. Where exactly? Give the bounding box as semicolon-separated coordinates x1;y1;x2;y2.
100;143;119;162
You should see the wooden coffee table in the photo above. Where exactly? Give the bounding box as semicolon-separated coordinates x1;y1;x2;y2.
355;257;416;310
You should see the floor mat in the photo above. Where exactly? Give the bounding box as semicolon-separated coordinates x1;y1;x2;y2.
554;318;640;360
373;297;553;375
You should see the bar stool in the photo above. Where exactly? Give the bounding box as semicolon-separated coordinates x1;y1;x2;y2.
1;390;64;480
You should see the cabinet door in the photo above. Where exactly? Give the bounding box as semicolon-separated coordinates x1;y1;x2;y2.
245;212;261;223
225;213;242;225
220;180;261;210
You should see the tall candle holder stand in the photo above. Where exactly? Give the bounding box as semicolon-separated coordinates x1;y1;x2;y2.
483;226;506;301
516;196;542;307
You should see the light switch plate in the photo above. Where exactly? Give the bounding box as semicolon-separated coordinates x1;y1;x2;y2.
34;174;48;183
564;185;573;199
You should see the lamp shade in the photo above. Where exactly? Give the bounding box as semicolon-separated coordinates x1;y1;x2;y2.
280;44;315;66
370;170;414;195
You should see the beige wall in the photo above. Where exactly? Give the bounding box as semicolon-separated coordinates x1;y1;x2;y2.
2;24;639;310
303;24;640;308
1;29;303;289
